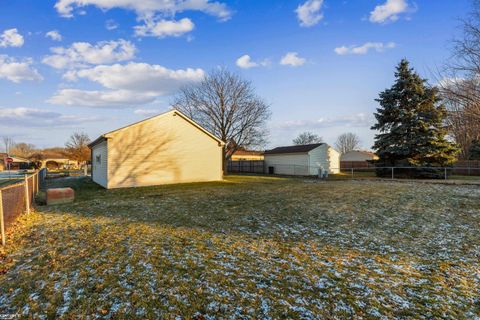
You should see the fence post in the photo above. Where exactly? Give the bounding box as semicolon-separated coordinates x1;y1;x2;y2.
391;167;394;180
351;168;354;179
24;175;30;215
0;191;5;246
444;167;447;180
36;172;39;193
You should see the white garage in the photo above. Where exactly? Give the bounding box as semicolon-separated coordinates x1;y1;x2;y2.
264;143;340;176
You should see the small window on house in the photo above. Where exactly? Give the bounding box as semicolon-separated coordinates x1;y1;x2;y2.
96;155;101;164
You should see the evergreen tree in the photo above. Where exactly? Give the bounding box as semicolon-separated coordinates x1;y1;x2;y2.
469;140;480;160
372;59;458;168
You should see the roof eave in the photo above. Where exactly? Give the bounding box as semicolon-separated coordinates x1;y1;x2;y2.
88;136;108;149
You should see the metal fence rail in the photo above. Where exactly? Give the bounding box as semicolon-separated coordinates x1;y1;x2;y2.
338;166;480;180
0;169;44;246
228;161;480;181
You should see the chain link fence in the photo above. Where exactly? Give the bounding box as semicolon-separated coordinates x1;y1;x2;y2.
336;166;480;181
0;169;44;246
228;161;480;182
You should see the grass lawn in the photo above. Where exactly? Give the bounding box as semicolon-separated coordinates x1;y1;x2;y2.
1;175;479;319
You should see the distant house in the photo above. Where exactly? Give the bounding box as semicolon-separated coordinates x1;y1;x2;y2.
0;153;31;171
42;159;79;170
230;149;264;161
341;150;379;162
264;143;340;175
340;150;378;169
88;110;224;189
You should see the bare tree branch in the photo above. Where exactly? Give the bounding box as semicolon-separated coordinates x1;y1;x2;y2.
439;1;480;159
292;132;323;145
172;68;271;170
335;133;361;154
10;143;36;158
2;136;14;154
65;132;91;162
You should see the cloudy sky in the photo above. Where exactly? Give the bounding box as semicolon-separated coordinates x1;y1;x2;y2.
0;0;471;149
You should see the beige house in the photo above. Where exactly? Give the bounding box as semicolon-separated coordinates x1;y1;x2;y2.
264;143;340;175
88;110;224;189
341;150;378;162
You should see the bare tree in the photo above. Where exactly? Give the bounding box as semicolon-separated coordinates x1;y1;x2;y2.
439;0;480;158
172;68;271;170
335;132;361;154
65;132;91;162
292;132;323;145
441;85;480;158
10;142;36;158
2;136;14;154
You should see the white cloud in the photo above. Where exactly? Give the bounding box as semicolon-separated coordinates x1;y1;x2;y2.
334;42;396;55
50;63;204;108
46;30;63;41
54;0;232;20
134;18;194;38
0;107;101;127
134;108;161;116
236;55;257;69
275;113;372;130
47;89;157;108
0;55;43;83
236;55;269;69
0;28;24;48
369;0;409;23
70;62;204;95
105;19;118;31
42;39;136;69
296;0;324;27
280;52;306;67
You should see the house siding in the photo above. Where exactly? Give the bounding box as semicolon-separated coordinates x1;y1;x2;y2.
91;140;108;188
327;147;341;174
264;153;309;175
105;112;223;189
264;144;340;176
307;144;331;175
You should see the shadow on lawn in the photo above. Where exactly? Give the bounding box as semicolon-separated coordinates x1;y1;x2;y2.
36;175;480;261
39;176;314;237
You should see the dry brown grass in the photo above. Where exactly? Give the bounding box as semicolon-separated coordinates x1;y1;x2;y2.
1;175;479;318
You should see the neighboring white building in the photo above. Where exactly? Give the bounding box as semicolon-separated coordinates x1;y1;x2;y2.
88;110;224;189
341;150;378;162
264;143;340;175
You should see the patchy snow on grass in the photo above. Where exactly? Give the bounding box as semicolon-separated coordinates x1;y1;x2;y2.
0;176;479;318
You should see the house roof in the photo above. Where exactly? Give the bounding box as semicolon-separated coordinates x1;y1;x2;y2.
232;149;264;156
264;143;324;155
88;109;225;148
0;154;30;162
344;150;378;157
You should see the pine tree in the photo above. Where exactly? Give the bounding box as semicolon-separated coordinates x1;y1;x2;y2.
371;59;458;169
469;140;480;160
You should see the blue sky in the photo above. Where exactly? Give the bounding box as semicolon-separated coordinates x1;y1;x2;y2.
0;0;472;150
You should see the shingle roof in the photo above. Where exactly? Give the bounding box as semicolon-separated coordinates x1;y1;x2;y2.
264;143;324;155
234;150;264;156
